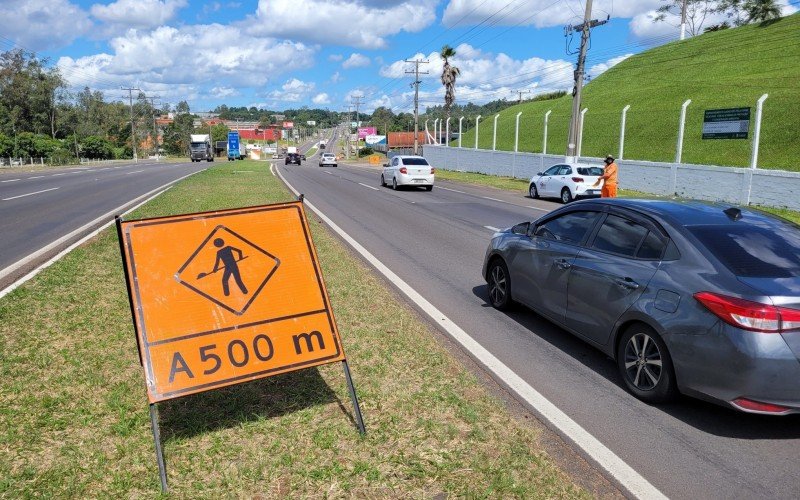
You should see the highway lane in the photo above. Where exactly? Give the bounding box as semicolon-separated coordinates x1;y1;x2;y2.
276;160;800;500
0;160;210;282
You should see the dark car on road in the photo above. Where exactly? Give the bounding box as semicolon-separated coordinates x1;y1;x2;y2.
285;153;301;165
483;199;800;415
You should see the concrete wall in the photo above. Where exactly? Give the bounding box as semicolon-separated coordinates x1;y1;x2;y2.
422;145;800;211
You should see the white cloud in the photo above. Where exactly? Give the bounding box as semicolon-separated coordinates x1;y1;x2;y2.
91;0;188;33
588;54;632;78
245;0;437;49
328;54;344;62
57;24;315;101
312;93;331;105
442;0;661;29
210;86;238;98
268;78;316;102
380;43;574;109
0;0;92;51
342;53;371;69
330;71;343;84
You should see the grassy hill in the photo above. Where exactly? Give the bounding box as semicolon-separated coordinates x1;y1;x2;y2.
455;14;800;170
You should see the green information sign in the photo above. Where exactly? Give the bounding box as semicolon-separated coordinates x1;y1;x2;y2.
702;107;750;139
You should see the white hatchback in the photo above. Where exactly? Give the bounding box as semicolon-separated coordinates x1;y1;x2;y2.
528;163;604;203
381;155;435;191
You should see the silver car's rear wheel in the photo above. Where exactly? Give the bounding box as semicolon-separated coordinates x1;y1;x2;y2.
617;324;676;403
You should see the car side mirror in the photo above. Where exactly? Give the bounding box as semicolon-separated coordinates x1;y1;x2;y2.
536;172;543;176
383;163;389;167
511;222;530;235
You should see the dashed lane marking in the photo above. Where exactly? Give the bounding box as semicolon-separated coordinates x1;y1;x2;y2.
2;187;59;201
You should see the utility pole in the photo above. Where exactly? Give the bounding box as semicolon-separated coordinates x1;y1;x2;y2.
351;94;364;154
145;96;160;160
122;86;141;161
345;106;353;160
680;0;688;40
564;0;608;162
405;58;429;155
515;89;531;104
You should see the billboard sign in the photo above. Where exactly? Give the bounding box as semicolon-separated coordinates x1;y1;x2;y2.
227;131;240;153
118;202;349;403
358;127;377;139
306;120;316;126
702;107;750;139
283;121;294;129
365;134;386;145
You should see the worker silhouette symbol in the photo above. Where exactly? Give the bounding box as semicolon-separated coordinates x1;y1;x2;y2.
204;238;248;296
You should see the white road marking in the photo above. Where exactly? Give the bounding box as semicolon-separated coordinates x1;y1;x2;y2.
1;179;21;183
3;187;59;201
28;176;44;179
274;166;666;500
358;182;379;191
437;186;467;194
324;171;333;175
0;169;206;297
126;170;145;175
51;173;67;177
528;205;550;212
482;196;507;203
233;170;254;173
484;225;501;232
97;168;109;171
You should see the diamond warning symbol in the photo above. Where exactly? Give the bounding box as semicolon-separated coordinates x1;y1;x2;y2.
175;225;280;315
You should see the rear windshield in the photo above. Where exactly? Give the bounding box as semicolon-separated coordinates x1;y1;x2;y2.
577;167;603;176
689;224;800;278
402;158;429;166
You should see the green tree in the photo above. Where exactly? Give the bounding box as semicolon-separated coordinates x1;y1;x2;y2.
440;45;461;122
210;123;230;143
370;106;395;134
175;100;191;115
653;0;715;36
743;0;782;22
80;136;114;159
0;49;66;137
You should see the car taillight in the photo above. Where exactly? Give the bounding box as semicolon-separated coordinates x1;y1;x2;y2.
694;292;800;333
431;167;436;174
399;167;407;174
571;177;584;183
731;398;792;414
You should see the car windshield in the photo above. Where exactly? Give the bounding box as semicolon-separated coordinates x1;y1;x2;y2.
689;224;800;278
402;158;429;165
577;167;604;176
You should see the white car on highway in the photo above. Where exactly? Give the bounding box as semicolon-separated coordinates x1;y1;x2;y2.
381;155;435;191
528;163;604;203
319;153;337;167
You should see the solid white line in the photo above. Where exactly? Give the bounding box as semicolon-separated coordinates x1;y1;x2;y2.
126;170;145;175
51;173;68;177
482;196;507;203
358;182;379;191
484;225;501;232
0;169;206;293
324;171;333;175
28;176;44;179
437;186;467;194
1;179;21;183
3;187;59;201
269;164;275;176
274;165;666;500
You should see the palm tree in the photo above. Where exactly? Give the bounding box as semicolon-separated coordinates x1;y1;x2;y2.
440;45;461;126
744;0;781;23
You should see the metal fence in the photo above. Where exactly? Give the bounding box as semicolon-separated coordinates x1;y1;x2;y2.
0;157;132;168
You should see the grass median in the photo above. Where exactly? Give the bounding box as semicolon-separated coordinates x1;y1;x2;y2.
0;159;587;497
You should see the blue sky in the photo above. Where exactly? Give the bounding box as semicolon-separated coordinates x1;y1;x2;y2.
1;0;795;113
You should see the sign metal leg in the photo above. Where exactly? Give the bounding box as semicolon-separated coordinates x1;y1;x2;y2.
342;360;366;435
149;403;169;493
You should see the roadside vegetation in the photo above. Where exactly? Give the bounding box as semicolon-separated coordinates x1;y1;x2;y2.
455;14;800;170
0;160;587;497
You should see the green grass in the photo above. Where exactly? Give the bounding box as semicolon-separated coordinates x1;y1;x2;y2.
0;160;587;497
456;14;800;170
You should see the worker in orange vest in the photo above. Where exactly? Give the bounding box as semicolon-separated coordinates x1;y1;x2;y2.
594;155;618;198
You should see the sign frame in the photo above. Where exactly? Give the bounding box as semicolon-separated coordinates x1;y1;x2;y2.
115;197;365;492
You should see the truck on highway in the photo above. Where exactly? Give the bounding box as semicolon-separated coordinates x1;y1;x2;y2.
189;134;214;162
227;131;245;161
286;146;297;155
319;140;327;149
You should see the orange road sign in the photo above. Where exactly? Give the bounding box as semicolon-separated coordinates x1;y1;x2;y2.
118;201;347;403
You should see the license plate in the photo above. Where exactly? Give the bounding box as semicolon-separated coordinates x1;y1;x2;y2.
587;190;598;195
413;179;423;183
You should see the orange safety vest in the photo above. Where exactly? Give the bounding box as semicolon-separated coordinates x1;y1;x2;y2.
603;162;618;185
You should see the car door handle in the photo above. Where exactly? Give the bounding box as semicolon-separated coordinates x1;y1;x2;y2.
555;258;572;269
614;278;640;290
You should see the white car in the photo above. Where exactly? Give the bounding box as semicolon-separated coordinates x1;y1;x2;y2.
319;153;337;167
528;163;604;203
381;155;435;191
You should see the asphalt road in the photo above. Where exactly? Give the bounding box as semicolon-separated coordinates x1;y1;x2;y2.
276;154;800;500
0;160;209;285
